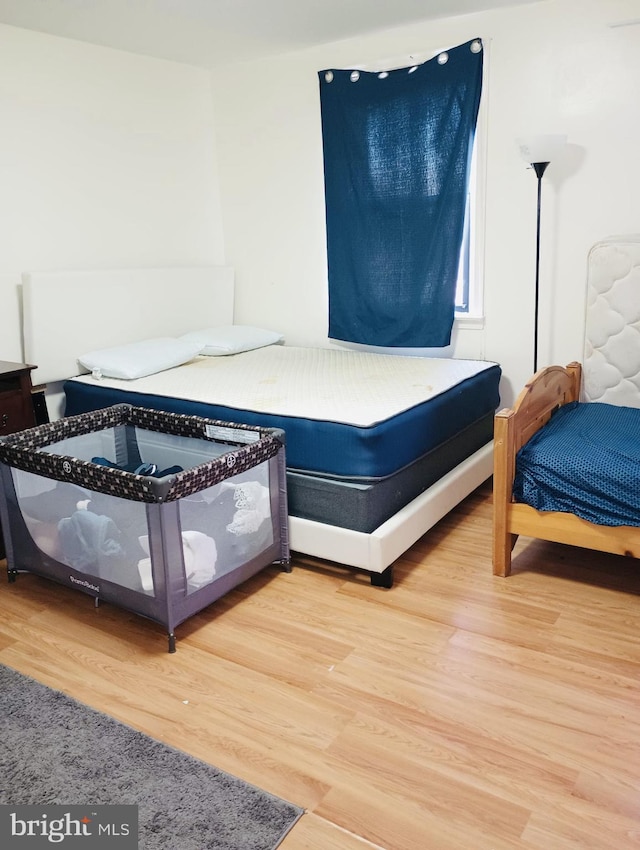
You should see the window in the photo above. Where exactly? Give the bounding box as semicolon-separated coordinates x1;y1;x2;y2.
455;181;472;313
455;106;485;319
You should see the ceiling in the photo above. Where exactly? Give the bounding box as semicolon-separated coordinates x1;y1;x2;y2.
0;0;538;68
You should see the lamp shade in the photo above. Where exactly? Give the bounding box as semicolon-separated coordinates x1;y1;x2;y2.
517;134;567;164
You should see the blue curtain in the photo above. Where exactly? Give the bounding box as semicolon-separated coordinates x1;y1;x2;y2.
319;39;483;347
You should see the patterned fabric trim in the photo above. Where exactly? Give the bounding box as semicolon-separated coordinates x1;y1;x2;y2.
0;405;284;503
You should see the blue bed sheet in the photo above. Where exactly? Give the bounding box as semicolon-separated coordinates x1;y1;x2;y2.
513;401;640;526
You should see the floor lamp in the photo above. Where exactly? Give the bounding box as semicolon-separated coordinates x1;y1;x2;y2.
517;134;567;373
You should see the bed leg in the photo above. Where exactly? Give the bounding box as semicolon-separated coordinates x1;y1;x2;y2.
370;565;394;589
167;633;176;653
493;532;518;577
493;411;519;578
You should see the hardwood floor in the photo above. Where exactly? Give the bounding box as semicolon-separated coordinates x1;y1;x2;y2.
1;479;639;849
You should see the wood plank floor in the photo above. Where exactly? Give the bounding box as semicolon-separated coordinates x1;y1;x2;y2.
1;479;640;849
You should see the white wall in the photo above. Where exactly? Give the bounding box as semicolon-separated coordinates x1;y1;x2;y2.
0;23;225;363
211;0;640;406
2;1;638;410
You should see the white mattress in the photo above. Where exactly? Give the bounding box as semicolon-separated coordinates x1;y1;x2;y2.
65;345;501;479
70;345;495;427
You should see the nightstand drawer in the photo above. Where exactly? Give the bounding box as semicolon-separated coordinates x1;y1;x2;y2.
0;391;29;434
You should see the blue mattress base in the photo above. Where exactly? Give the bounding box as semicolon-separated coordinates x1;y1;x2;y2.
287;413;494;532
514;401;640;526
64;364;501;480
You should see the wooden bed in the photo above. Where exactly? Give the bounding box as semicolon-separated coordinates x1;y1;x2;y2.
20;266;501;587
493;233;640;576
493;361;640;575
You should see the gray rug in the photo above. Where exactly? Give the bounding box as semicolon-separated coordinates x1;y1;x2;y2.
0;664;303;849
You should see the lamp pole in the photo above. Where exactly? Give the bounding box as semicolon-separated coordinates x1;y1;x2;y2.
517;134;567;375
532;161;549;374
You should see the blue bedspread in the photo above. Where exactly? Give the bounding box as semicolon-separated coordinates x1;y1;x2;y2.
513;401;640;526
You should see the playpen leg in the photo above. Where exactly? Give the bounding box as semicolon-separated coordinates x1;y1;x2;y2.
168;633;176;653
370;565;394;588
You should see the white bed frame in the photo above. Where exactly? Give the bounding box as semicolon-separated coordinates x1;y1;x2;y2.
21;266;493;582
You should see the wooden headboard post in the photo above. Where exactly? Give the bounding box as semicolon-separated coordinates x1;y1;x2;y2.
492;362;582;576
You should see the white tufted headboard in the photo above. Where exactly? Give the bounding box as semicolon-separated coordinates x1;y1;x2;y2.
582;234;640;407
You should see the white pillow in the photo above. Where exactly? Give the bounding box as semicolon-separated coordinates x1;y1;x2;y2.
180;325;283;356
78;337;203;380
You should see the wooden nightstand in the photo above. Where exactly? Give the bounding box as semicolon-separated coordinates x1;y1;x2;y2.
0;360;37;436
0;360;38;560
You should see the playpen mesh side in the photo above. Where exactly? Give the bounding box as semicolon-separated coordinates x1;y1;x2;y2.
8;457;278;596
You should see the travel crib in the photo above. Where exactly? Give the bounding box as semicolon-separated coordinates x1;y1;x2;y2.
0;404;289;650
